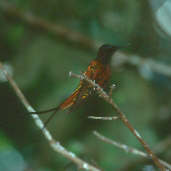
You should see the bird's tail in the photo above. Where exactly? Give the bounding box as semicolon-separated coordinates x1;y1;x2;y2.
28;106;60;128
28;106;60;115
28;86;81;127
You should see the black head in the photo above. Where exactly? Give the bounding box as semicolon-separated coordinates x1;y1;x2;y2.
96;44;119;65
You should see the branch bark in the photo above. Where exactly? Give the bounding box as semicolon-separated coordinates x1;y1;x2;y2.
88;116;119;120
70;72;166;171
93;131;171;171
0;62;101;171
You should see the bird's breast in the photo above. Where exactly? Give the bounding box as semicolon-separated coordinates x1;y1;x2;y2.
85;60;111;88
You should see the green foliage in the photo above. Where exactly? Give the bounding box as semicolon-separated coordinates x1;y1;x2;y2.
0;0;171;170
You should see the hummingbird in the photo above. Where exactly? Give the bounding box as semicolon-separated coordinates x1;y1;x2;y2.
30;44;119;126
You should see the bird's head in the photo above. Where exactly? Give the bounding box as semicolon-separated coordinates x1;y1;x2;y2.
96;44;119;65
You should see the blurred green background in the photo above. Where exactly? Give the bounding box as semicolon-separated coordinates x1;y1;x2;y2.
0;0;171;170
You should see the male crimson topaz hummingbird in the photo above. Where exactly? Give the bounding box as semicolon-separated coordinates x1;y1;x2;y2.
30;44;119;125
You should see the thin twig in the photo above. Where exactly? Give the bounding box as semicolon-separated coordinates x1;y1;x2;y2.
108;84;116;97
1;1;171;78
69;71;166;171
93;131;171;171
123;136;171;171
0;62;101;171
88;116;119;120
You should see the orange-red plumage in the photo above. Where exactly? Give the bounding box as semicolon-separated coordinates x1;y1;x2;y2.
58;44;119;111
30;44;119;126
59;59;111;110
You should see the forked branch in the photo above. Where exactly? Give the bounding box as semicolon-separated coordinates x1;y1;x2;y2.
70;71;166;171
93;131;171;170
0;62;100;171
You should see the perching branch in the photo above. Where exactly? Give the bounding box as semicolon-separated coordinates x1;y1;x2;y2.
0;62;101;171
93;131;171;171
69;71;166;171
1;1;171;79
